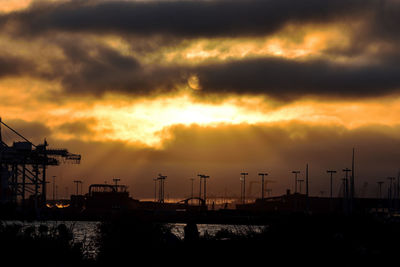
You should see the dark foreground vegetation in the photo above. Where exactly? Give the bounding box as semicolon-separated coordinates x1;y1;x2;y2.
0;221;94;266
96;213;400;266
2;213;400;266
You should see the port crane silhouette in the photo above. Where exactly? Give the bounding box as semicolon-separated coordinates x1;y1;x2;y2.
0;118;81;207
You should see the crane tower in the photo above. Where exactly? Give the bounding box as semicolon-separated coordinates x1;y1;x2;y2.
0;118;81;207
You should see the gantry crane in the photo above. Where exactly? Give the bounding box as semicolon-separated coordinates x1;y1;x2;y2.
0;118;81;208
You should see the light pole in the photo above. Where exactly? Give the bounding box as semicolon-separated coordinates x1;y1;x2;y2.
292;171;300;193
342;168;351;199
197;174;204;203
327;170;337;199
258;173;268;200
203;175;210;204
240;172;248;204
157;174;167;203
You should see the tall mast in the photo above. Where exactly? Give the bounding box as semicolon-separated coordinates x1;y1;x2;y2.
350;148;355;212
0;117;2;144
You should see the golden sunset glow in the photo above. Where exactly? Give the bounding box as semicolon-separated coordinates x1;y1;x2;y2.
1;0;399;199
143;24;351;65
2;85;400;148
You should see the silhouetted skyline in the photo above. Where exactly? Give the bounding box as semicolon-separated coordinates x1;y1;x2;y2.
0;0;399;200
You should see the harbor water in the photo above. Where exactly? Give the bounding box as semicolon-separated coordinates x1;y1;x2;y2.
2;220;267;259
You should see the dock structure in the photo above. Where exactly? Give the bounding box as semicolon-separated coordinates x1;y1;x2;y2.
0;118;81;208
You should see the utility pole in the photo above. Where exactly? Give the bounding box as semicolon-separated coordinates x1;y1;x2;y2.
327;170;336;212
258;173;268;200
203;175;210;204
197;174;204;204
292;171;300;193
157;174;167;203
306;164;309;196
327;170;337;199
342;168;351;199
351;148;355;207
240;172;248;204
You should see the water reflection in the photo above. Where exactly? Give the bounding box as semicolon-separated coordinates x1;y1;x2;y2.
2;220;266;259
2;221;100;259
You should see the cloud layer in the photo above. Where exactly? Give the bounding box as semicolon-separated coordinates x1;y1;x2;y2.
0;0;400;99
3;0;373;37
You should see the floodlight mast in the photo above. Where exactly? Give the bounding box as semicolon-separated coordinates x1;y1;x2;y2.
197;174;204;205
240;172;248;204
292;171;300;193
258;173;268;200
157;174;167;203
203;175;210;204
342;168;351;199
327;170;337;199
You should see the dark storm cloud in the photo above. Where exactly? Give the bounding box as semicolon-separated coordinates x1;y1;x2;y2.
51;46;400;98
1;35;398;98
2;0;400;99
55;39;144;94
195;56;400;98
0;55;35;78
3;0;375;38
55;41;185;94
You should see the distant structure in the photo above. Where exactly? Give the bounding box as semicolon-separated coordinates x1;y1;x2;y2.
291;171;300;193
258;172;268;200
326;170;337;199
240;172;248;204
0;118;81;208
157;174;167;203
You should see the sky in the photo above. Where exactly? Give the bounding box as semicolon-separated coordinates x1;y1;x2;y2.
1;0;400;200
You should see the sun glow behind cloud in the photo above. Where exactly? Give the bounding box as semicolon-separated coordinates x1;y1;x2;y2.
0;1;398;151
1;76;400;149
136;23;351;65
25;91;397;148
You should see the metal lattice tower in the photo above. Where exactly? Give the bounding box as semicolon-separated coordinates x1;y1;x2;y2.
0;118;81;208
